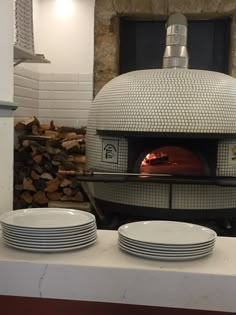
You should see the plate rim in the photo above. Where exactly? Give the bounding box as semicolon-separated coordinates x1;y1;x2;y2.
3;234;97;247
0;208;95;229
118;240;215;255
118;220;217;245
119;237;216;253
119;243;214;259
3;238;97;252
119;244;214;261
118;233;216;248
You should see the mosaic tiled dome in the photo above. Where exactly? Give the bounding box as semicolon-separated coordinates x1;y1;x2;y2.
94;69;236;135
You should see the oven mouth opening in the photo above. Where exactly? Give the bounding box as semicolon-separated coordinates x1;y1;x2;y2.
139;146;208;176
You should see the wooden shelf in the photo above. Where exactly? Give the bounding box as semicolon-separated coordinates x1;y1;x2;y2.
14;45;50;66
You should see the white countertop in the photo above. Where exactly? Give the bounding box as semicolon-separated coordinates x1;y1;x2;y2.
0;229;236;313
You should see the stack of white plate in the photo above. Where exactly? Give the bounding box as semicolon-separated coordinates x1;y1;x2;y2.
118;221;217;261
0;208;97;252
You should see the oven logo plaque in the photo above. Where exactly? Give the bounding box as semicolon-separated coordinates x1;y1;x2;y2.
102;139;119;164
228;144;236;166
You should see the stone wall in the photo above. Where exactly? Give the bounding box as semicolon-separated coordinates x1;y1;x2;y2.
94;0;236;94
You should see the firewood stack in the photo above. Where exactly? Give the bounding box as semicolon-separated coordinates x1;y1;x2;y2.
14;116;89;210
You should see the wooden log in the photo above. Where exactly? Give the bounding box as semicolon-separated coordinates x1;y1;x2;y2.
40;173;54;180
68;154;86;164
31;125;40;136
32;164;44;174
31;170;40;180
60;178;72;188
39;124;50;131
62;187;73;196
49;120;57;131
57;126;86;135
47;191;64;201
61;140;80;152
15;116;40;131
33;191;48;204
44;178;60;193
53;155;74;170
43;152;51;160
61;133;84;141
19;135;51;142
21;140;46;153
46;146;61;155
20;191;33;204
23;177;36;192
46;139;63;149
43;160;53;172
44;130;59;139
52;160;61;166
71;191;84;202
32;154;43;164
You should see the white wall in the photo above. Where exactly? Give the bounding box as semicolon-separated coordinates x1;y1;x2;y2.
35;0;95;74
14;0;95;127
0;1;13;101
0;1;14;214
14;67;39;121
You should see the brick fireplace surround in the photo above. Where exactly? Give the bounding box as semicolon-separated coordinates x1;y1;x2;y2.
94;0;236;95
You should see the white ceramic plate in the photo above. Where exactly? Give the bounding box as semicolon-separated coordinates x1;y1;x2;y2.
118;234;216;250
119;242;214;257
0;208;95;229
3;232;97;245
2;224;96;236
3;238;97;252
1;220;96;233
2;227;97;240
119;240;215;255
119;243;214;261
3;234;97;247
119;237;215;253
118;221;217;246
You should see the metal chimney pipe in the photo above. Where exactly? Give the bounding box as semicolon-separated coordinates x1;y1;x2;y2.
163;13;188;69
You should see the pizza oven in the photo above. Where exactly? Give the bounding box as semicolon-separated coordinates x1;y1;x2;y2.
86;14;236;229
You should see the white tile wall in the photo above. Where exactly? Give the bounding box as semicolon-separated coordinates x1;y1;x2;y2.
14;66;39;121
14;67;93;127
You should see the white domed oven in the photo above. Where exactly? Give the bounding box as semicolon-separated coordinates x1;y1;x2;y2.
86;14;236;230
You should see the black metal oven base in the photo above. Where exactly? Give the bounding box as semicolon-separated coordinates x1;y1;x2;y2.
95;198;236;220
95;199;236;236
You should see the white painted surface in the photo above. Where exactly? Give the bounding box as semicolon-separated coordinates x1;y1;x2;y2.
0;115;14;214
34;0;95;74
0;230;236;313
0;1;14;213
14;66;39;121
0;1;13;102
